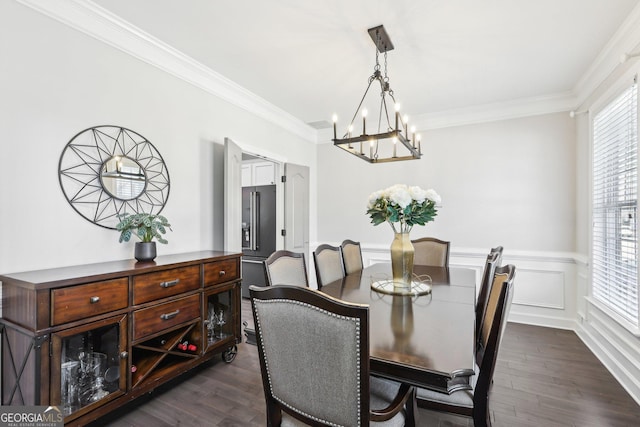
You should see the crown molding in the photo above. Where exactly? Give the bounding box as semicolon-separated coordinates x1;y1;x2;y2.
412;91;576;131
16;0;318;142
17;0;640;140
573;2;640;108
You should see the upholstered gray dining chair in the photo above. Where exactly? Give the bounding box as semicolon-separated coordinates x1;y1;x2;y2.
341;239;364;275
313;244;345;290
263;250;309;287
250;285;416;427
475;246;504;341
412;237;450;267
416;264;516;427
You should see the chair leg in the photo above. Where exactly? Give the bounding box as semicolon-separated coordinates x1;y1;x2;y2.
405;387;417;427
472;400;491;427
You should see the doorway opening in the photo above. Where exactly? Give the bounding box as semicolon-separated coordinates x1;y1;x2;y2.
240;153;283;298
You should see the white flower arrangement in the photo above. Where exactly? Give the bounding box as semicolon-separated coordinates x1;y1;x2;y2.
366;184;440;233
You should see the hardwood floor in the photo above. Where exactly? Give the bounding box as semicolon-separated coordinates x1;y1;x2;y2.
93;300;640;426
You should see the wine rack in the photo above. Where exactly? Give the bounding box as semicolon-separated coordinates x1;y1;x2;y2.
131;321;201;388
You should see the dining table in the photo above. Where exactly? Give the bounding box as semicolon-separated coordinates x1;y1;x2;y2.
320;263;477;394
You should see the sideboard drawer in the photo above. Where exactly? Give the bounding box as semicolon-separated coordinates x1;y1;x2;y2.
51;278;129;325
133;265;200;305
132;294;200;341
203;259;239;287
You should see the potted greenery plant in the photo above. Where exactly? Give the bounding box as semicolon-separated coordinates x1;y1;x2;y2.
116;213;172;262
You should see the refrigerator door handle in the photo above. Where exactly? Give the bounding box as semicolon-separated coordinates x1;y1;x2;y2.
250;191;256;251
254;191;261;250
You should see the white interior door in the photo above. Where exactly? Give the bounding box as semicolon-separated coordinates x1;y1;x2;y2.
284;163;310;259
224;138;242;252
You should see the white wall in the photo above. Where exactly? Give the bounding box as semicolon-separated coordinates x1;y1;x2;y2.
317;113;576;250
0;1;316;276
316;113;579;328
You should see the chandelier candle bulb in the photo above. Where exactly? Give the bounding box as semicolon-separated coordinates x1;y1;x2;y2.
362;109;368;135
411;126;416;147
395;104;400;130
417;134;422;154
403;115;409;137
332;114;338;140
370;139;374;158
393;137;397;157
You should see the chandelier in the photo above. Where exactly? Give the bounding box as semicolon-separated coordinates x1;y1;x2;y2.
332;25;421;163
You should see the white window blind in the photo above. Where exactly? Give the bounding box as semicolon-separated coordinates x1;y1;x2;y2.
592;80;639;325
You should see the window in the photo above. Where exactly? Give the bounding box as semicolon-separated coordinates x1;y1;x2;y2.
592;79;639;326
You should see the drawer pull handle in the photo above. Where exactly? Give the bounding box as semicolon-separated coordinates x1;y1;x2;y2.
89;296;100;304
160;310;180;321
160;279;180;288
219;270;226;277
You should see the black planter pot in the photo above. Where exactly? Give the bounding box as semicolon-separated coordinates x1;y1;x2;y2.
135;242;157;262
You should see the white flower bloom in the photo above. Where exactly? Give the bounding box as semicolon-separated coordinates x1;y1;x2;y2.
367;190;384;208
388;185;411;208
424;189;441;205
408;186;427;202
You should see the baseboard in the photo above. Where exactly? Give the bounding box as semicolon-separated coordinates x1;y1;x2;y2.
508;312;577;331
575;323;640;406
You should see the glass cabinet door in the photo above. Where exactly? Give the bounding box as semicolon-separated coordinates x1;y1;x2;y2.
50;314;127;420
204;283;239;352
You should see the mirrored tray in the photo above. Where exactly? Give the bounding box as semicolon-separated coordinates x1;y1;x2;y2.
370;273;432;296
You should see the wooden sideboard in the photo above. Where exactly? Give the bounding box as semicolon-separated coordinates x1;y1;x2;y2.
0;251;242;426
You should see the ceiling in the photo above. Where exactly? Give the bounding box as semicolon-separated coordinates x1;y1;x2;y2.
89;0;639;130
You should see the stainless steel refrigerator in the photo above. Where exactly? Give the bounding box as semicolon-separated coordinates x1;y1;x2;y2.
241;185;277;298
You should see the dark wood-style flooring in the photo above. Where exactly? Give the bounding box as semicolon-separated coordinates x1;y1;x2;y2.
93;300;640;426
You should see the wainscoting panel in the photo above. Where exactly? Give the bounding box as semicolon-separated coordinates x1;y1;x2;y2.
511;268;565;309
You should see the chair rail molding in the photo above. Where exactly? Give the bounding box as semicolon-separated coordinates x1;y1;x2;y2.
15;0;317;143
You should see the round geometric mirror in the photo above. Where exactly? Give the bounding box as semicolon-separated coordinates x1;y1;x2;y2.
59;126;170;229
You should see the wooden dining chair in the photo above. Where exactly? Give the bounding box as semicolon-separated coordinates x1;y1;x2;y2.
313;244;346;290
341;239;364;275
263;250;309;287
475;246;504;341
416;264;516;427
250;285;416;427
412;237;450;267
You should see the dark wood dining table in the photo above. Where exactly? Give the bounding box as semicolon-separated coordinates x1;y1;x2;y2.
320;263;477;393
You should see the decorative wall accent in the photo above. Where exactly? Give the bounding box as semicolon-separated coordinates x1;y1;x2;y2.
58;125;170;229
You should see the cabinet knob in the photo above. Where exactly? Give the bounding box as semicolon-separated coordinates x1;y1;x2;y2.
120;351;129;360
219;270;226;277
89;296;100;304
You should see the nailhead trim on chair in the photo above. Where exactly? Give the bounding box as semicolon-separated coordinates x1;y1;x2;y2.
253;298;363;427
